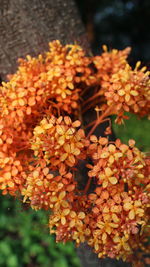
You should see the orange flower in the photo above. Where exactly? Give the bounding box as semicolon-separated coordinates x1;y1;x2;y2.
123;198;144;220
31;116;87;168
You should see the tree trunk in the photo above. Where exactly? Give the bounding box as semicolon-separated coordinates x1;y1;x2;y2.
0;1;131;266
0;0;89;80
77;243;131;267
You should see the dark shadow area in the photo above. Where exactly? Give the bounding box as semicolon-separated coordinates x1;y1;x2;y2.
76;0;150;67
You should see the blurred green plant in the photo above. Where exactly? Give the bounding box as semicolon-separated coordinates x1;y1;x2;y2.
112;113;150;152
0;195;81;267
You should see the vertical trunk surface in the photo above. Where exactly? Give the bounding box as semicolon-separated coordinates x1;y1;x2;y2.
77;244;131;267
0;0;88;80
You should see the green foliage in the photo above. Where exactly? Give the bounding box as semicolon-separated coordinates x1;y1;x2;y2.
112;113;150;152
0;195;81;267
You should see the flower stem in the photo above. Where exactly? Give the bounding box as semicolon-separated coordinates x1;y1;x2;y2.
87;106;113;138
85;117;111;129
82;91;101;106
83;176;92;194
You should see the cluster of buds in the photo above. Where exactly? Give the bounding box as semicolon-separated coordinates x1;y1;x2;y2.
0;41;149;267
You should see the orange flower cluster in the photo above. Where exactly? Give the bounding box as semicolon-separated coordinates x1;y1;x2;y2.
31;116;87;167
5;40;95;115
103;63;150;123
22;164;77;211
87;46;150;124
0;40;94;194
93;45;131;80
87;137;150;264
23;116;90;244
0;41;149;267
0;116;28;195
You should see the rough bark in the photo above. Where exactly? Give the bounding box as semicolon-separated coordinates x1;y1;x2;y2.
0;0;88;80
77;244;131;267
0;1;131;267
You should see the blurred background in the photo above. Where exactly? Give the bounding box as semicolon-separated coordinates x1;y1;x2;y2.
76;0;150;65
0;0;150;266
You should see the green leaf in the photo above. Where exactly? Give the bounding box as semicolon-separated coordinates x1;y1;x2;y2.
112;113;150;151
7;255;18;267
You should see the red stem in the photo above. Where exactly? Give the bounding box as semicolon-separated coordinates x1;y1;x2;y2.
83;177;92;194
82;98;101;114
85;117;110;129
87;106;113;138
82;91;101;106
83;107;113;194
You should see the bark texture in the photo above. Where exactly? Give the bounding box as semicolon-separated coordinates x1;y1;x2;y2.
77;244;131;267
0;1;132;267
0;0;88;80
